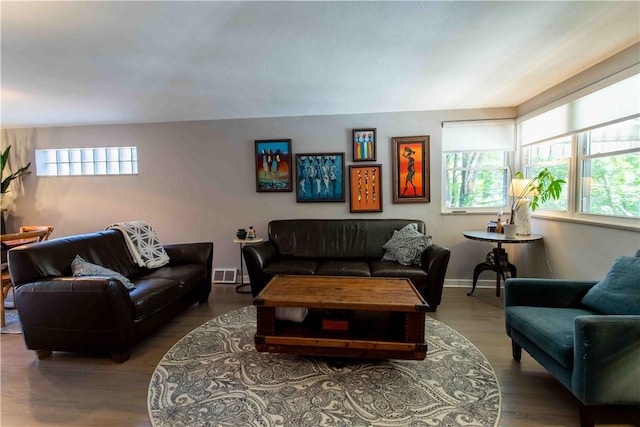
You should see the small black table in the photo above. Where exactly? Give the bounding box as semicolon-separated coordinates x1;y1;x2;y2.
463;231;542;297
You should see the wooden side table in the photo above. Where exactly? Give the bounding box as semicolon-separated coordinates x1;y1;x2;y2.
463;231;542;297
232;237;264;294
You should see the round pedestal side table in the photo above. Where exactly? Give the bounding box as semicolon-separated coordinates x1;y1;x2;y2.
463;231;542;297
232;237;264;294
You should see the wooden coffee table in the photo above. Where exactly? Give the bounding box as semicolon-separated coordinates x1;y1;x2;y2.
253;275;428;360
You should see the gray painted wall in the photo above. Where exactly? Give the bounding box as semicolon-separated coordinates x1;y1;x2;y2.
3;106;638;289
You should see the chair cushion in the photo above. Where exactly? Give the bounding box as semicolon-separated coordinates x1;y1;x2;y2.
71;255;135;290
505;306;597;368
581;256;640;315
381;223;432;266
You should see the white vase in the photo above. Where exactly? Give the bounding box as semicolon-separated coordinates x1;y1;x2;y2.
514;199;531;235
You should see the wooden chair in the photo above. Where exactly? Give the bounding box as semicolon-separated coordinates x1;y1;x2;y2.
19;225;54;241
1;228;52;327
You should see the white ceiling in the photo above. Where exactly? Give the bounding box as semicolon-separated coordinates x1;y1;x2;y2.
1;1;639;128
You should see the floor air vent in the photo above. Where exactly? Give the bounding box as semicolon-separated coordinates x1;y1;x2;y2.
213;269;237;284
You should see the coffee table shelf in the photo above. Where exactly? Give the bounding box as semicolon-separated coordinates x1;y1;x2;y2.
253;275;428;360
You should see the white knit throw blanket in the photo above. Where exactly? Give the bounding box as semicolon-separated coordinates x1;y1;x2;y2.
107;221;170;269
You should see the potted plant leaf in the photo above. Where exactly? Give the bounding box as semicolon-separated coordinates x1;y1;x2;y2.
508;167;565;234
1;145;31;198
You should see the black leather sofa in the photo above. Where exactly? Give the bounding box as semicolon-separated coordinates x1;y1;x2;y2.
8;230;213;363
242;219;450;311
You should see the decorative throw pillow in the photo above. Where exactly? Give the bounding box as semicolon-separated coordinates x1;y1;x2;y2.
382;223;433;266
581;256;640;315
71;255;136;290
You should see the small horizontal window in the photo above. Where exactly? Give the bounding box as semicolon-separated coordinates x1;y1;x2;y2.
35;147;138;177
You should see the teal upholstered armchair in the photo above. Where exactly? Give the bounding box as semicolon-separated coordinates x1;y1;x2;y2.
505;251;640;427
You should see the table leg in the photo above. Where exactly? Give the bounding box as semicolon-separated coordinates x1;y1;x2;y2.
235;243;252;294
468;244;516;297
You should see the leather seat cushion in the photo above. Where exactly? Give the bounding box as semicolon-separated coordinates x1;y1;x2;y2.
265;259;319;276
370;261;427;278
141;264;207;296
315;260;371;276
129;278;181;320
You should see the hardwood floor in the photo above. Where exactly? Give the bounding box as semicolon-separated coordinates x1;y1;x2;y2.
1;285;638;426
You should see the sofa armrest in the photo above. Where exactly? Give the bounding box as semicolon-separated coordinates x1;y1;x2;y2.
420;243;451;308
504;278;598;308
15;277;136;353
164;242;213;293
243;240;279;297
572;315;640;405
164;242;213;266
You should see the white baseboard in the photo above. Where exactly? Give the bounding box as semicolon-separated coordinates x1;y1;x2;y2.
443;279;501;289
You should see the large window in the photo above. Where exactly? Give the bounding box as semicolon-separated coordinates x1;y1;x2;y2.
444;152;508;210
442;120;514;213
36;147;138;176
519;72;639;227
578;119;639;219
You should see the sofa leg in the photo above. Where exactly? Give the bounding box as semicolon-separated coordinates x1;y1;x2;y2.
512;340;522;361
111;351;131;364
578;403;596;427
35;350;52;360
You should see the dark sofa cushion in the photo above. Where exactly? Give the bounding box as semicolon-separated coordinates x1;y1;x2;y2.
265;259;319;276
316;260;371;276
141;264;207;296
581;256;640;315
370;261;428;278
129;278;181;320
505;306;597;368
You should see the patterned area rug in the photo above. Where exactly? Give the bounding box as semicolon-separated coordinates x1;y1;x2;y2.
1;309;21;334
148;306;501;427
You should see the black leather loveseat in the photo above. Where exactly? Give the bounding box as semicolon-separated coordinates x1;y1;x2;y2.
8;230;213;363
242;219;450;311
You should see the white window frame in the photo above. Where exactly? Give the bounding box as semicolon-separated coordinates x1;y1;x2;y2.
36;146;138;177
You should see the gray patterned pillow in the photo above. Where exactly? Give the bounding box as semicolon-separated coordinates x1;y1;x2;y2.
71;255;136;290
382;223;433;266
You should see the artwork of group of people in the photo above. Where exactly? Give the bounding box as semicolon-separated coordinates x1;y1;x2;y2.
354;130;375;161
296;154;344;201
256;141;291;191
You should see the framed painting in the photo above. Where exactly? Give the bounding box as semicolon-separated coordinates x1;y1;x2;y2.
392;135;430;203
255;139;293;192
295;152;345;202
349;164;382;212
352;128;376;162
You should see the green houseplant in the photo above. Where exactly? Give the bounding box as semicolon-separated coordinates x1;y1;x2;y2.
508;167;565;226
1;145;31;195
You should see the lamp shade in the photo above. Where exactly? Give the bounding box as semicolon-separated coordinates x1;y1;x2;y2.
509;179;538;198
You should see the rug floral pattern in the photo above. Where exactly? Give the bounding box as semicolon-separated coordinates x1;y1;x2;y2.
148;306;500;426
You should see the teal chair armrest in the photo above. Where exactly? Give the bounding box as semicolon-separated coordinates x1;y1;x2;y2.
572;315;640;405
504;278;598;308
